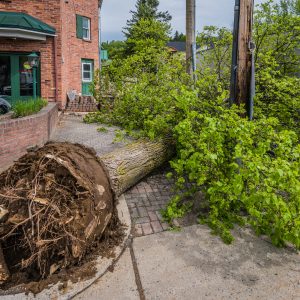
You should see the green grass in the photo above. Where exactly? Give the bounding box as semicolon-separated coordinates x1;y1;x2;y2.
97;126;108;133
12;98;48;118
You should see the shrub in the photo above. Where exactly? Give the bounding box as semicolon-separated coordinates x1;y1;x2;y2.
255;53;300;136
12;98;48;118
170;104;300;247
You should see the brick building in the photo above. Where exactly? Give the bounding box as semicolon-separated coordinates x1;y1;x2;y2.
0;0;102;109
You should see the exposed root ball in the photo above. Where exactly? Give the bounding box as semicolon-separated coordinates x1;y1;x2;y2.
0;142;113;281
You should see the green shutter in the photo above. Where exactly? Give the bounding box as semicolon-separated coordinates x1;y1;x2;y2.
76;15;83;39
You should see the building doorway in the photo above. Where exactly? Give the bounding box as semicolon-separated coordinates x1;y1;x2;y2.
81;59;94;96
0;53;41;104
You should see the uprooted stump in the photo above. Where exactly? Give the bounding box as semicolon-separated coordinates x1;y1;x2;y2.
0;139;174;286
0;143;113;282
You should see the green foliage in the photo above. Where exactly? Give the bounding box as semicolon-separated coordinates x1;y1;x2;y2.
161;195;192;223
254;0;300;76
125;18;170;56
88;51;192;139
197;26;232;90
97;126;108;133
171;31;186;42
255;53;300;135
123;0;171;39
171;104;300;248
101;40;125;60
86;0;300;249
12;98;47;118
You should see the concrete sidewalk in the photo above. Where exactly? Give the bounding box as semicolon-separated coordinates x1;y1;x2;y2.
53;115;300;300
75;225;300;300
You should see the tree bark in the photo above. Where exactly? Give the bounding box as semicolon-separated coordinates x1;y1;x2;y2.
100;139;174;196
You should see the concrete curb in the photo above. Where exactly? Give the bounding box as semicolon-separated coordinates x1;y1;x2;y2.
0;194;131;300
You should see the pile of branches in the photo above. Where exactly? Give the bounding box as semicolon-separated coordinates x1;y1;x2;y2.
0;143;113;282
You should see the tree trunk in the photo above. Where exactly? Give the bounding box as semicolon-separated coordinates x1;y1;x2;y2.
0;139;174;281
100;139;174;196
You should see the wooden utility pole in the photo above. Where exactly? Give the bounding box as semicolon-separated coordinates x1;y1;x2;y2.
186;0;196;75
230;0;255;118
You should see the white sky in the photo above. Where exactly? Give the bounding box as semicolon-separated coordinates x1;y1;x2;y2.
101;0;278;41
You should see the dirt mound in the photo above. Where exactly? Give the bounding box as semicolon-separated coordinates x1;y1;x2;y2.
0;142;115;287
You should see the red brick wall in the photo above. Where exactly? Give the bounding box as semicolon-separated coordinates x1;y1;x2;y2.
0;0;100;108
0;0;63;104
0;103;59;172
61;0;100;101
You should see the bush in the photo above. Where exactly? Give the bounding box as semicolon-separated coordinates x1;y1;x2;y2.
171;104;300;247
255;53;300;136
12;98;48;118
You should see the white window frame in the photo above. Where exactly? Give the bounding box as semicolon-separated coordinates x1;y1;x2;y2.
82;17;91;41
82;62;93;82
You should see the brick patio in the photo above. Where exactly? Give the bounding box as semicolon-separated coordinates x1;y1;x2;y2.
52;115;175;237
124;170;175;237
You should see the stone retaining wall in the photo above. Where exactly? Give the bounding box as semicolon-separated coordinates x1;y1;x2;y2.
0;103;59;172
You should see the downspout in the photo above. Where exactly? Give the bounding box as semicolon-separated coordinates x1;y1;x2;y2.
98;0;103;70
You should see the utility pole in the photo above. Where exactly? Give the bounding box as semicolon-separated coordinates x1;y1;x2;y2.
186;0;196;75
230;0;255;119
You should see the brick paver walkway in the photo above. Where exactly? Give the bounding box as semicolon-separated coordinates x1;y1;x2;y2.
52;114;174;237
124;170;174;237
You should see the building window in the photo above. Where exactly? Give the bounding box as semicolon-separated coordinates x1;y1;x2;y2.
82;62;92;82
82;17;91;40
76;15;91;41
81;59;94;96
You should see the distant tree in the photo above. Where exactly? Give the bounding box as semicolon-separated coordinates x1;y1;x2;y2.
197;26;232;88
126;18;170;55
279;0;300;14
101;40;125;60
254;0;300;75
173;30;180;41
171;31;186;42
123;0;172;39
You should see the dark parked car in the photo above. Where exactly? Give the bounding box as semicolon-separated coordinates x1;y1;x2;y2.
0;97;11;115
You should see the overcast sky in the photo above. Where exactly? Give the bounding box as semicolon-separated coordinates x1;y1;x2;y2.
101;0;276;41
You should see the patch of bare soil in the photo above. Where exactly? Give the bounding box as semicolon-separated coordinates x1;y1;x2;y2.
0;142;124;294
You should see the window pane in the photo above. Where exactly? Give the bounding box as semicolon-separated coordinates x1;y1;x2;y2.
19;56;34;97
82;17;90;39
83;71;91;80
83;29;89;39
83;64;91;71
83;18;89;28
0;56;11;96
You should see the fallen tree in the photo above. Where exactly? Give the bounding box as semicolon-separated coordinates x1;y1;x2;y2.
0;140;173;284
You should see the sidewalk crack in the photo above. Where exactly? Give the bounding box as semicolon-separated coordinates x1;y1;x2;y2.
129;238;146;300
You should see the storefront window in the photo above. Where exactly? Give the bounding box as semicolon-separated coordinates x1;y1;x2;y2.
0;56;11;97
19;56;33;97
